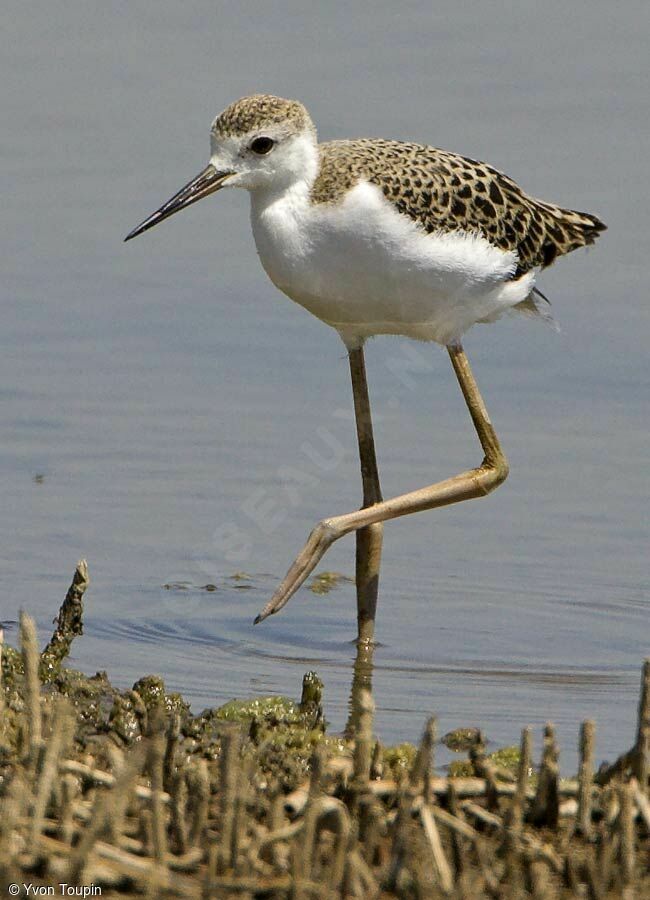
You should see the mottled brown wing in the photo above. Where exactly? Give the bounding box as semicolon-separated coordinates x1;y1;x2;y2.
313;140;605;276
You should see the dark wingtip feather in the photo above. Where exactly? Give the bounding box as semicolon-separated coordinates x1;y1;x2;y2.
571;209;607;237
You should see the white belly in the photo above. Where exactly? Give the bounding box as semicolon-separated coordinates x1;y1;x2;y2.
251;180;535;347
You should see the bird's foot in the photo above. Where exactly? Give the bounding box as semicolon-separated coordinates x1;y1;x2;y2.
254;519;339;623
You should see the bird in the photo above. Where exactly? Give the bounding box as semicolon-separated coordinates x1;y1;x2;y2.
125;94;605;642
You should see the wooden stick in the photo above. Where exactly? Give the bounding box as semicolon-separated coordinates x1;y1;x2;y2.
61;758;170;804
293;748;326;894
187;758;210;849
67;741;146;883
595;659;650;788
169;768;188;854
619;781;635;892
510;726;532;835
469;731;501;810
420;803;454;894
38;833;199;898
316;796;350;891
20;612;42;767
578;719;596;836
29;697;74;849
636;724;650;798
39;559;89;680
632;779;650;832
530;723;559;828
411;716;436;795
164;711;181;793
635;660;650;754
218;726;239;871
147;732;168;878
367;774;586;799
0;626;4;719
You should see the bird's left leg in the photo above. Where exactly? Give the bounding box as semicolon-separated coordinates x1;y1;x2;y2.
255;341;508;625
349;346;384;645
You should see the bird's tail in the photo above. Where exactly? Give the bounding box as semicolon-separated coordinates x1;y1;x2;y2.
535;200;607;265
559;206;607;247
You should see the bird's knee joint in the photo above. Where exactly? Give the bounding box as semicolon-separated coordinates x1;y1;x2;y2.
479;455;509;493
314;518;338;544
492;455;509;486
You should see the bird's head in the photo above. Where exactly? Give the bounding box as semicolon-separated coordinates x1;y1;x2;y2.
125;94;318;242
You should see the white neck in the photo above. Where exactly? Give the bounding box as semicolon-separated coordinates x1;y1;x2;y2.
249;133;320;212
247;140;322;302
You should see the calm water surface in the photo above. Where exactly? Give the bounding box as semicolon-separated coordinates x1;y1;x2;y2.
2;1;648;770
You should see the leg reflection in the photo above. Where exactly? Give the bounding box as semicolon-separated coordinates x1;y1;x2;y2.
345;638;377;740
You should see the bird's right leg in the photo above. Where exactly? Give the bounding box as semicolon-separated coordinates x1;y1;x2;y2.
255;341;509;624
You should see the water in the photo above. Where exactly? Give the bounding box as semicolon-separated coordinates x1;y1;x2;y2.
2;1;648;771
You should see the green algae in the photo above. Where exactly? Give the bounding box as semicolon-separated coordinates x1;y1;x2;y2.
53;668;117;742
1;644;23;692
203;672;339;790
442;726;480;752
109;690;146;745
489;744;522;773
307;571;353;594
1;632;343;792
299;669;324;729
383;742;418;778
215;695;299;722
448;743;522;778
132;674;190;720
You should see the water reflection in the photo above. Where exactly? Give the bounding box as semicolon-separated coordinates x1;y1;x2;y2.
345;638;377;739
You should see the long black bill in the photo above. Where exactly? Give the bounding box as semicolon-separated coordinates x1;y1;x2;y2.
124;164;233;242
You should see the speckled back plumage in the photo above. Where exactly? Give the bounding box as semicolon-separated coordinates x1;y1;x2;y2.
311;140;605;277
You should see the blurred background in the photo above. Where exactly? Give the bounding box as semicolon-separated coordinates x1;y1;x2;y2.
2;1;648;769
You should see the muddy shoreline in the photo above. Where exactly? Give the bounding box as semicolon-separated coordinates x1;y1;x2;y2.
1;561;648;897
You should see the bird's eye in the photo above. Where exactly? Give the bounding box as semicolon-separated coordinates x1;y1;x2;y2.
250;136;275;155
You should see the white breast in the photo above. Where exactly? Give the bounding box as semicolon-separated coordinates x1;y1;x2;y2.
250;179;535;348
